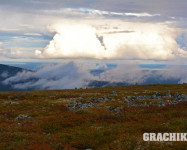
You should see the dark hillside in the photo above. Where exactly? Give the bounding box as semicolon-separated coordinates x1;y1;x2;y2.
0;64;31;91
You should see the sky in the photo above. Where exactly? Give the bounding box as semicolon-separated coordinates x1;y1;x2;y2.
1;0;187;89
0;0;186;63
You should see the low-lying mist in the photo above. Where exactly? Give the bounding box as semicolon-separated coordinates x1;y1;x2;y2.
2;61;187;90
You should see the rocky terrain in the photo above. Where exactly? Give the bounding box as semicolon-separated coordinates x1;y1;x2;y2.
66;90;187;111
0;84;186;149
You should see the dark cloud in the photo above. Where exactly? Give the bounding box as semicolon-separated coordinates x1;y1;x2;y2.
96;35;106;50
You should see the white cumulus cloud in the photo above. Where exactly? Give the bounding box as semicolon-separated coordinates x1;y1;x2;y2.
36;20;187;60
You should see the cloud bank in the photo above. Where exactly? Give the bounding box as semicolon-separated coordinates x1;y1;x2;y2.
3;62;94;90
3;61;187;90
0;1;186;62
36;21;187;60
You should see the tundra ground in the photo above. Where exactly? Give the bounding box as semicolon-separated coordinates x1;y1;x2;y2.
0;84;186;150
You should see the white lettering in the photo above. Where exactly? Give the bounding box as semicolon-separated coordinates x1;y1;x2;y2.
170;133;176;141
177;133;180;141
143;133;149;141
163;133;169;141
157;133;163;141
143;133;187;142
181;133;187;141
150;133;156;141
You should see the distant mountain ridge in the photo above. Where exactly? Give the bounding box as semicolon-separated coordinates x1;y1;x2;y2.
0;64;31;91
0;64;181;91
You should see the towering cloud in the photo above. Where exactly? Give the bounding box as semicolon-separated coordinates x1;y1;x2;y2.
36;24;105;59
36;21;187;60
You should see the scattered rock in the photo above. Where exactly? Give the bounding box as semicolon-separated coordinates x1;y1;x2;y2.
151;94;158;99
158;101;165;107
102;96;112;100
125;90;187;102
131;104;150;107
106;106;125;113
155;91;160;96
123;99;131;107
166;90;171;98
8;96;19;101
68;101;95;110
111;91;117;96
15;114;31;120
9;102;20;105
171;100;178;104
174;92;179;98
180;94;187;100
67;90;187;110
123;90;187;107
114;106;125;112
106;106;115;111
90;96;112;102
90;97;104;102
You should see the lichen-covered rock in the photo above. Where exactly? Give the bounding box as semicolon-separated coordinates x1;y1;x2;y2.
125;90;187;104
174;92;179;98
15;114;31;120
180;94;187;100
158;101;165;107
106;106;125;113
131;104;150;107
164;90;171;98
9;102;20;105
90;97;104;102
68;101;95;110
111;91;117;96
102;96;112;100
